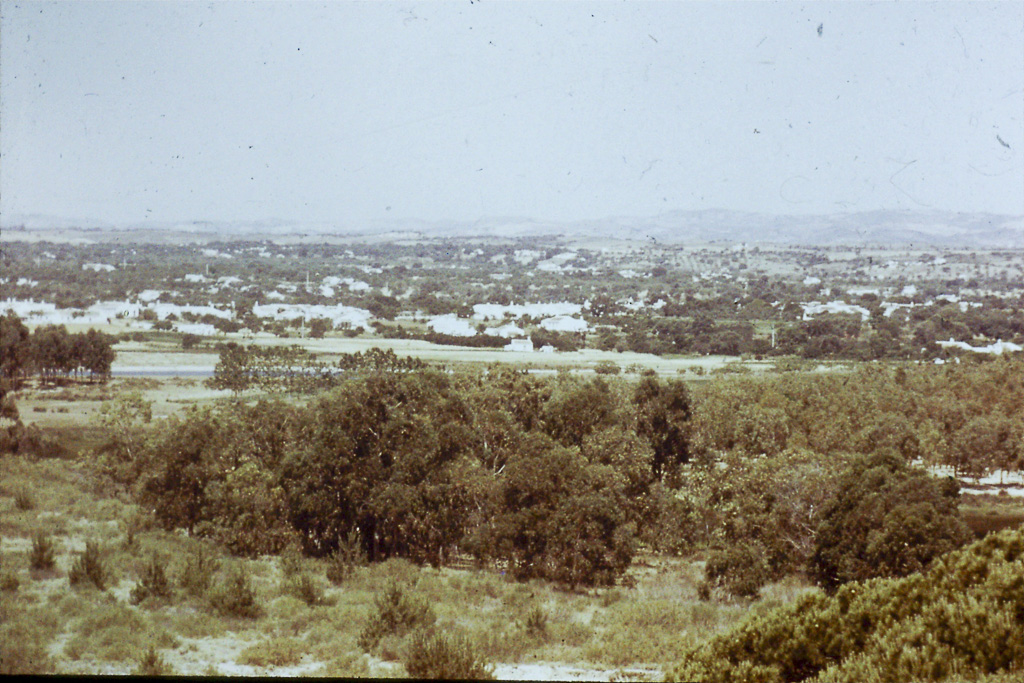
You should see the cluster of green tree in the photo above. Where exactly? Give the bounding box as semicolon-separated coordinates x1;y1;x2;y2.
206;344;427;394
102;368;693;587
101;357;1018;597
685;357;1024;480
1;312;115;385
667;527;1024;683
688;450;971;599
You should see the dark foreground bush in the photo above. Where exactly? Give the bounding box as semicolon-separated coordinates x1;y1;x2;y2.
403;629;494;680
667;527;1024;683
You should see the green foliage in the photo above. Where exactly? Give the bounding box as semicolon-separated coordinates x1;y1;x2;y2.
325;528;366;585
403;628;495;680
237;637;306;667
810;450;972;593
685;449;842;598
703;541;772;600
471;432;636;588
130;552;173;605
0;605;57;674
64;602;179;663
177;542;220;598
209;565;262;619
633;377;691;483
594;360;621;375
13;488;34;510
0;568;19;592
358;581;436;653
134;645;174;676
667;527;1024;683
94;391;152;484
281;573;332;607
29;533;56;571
68;540;109;590
523;605;548;640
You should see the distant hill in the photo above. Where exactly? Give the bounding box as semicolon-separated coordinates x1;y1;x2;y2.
3;210;1022;247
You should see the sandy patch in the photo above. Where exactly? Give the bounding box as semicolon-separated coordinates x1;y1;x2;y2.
494;662;660;681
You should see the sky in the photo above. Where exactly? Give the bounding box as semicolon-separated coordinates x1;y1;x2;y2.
1;0;1022;227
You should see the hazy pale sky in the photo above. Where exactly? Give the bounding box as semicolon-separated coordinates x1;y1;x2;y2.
1;0;1021;226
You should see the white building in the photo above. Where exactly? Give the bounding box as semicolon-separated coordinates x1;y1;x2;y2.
505;338;534;352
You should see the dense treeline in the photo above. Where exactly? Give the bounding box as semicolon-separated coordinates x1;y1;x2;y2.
206;344;428;394
103;367;692;586
1;312;116;385
668;527;1024;683
98;357;1023;592
1;312;113;457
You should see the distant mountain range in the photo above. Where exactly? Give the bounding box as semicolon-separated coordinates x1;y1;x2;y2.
4;210;1022;247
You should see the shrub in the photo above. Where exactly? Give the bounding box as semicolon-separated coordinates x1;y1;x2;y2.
209;565;262;619
278;542;306;579
810;450;972;593
358;581;436;653
130;552;173;605
69;540;109;590
64;603;179;663
703;542;772;599
318;651;371;677
0;612;56;674
178;543;220;598
29;533;56;571
0;568;19;592
325;529;365;585
594;360;621;375
403;629;494;680
523;605;548;640
134;646;174;676
14;488;34;510
237;637;306;667
281;573;333;607
666;528;1024;683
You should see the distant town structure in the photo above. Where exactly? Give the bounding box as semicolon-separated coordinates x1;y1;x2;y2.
505;337;534;352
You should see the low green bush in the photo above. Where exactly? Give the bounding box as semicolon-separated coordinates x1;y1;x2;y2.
29;533;56;571
69;540;108;590
209;565;262;619
237;637;306;667
402;628;494;680
0;569;19;592
130;552;173;605
325;529;365;585
357;580;435;653
281;573;333;607
177;542;220;598
14;488;35;510
522;605;548;640
134;645;174;676
64;603;178;663
0;607;58;674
